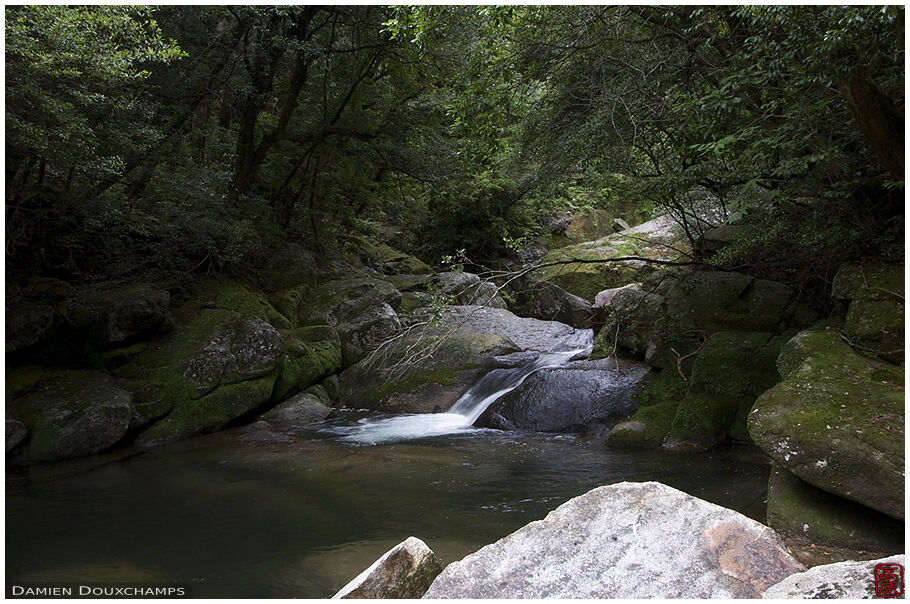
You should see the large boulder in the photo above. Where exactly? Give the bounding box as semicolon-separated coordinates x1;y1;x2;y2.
478;358;648;432
563;209;614;243
593;286;666;359
605;368;684;449
519;281;593;328
749;329;905;519
296;277;403;367
433;272;507;309
831;262;904;364
272;326;343;402
6;277;72;357
333;537;442;599
115;308;286;444
339;306;588;414
423;482;804;598
366;239;433;275
665;271;796;333
763;554;905;599
259;392;333;426
6;369;134;461
765;465;904;553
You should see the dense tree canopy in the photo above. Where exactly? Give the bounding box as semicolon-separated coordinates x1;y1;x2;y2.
5;5;904;294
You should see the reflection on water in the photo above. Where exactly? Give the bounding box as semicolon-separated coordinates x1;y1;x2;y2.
7;416;770;598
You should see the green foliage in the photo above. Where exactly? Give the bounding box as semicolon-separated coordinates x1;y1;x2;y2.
6;6;184;186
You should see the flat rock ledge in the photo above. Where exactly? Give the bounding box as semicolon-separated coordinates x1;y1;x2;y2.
763;554;905;599
333;537;442;599
424;481;804;599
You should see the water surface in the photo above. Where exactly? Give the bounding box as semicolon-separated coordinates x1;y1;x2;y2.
7;416;770;598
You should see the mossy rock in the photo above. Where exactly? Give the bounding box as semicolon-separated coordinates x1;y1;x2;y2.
831;262;904;302
6;368;133;461
273;325;343;401
689;331;785;399
766;465;904;552
194;279;291;330
594;288;667;358
665;271;795;333
843;297;904;364
259;392;333;426
339;330;518;413
367;240;433;275
115;308;285;444
606;400;679;449
249;242;319;293
137;376;277;444
6;304;58;355
665;391;744;450
749;329;905;520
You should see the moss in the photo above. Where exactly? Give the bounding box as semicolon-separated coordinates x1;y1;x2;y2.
690;331;784;399
374;367;460;400
6;366;57;400
137;375;277;444
564;209;614;243
831;262;904;302
667;391;742;447
635;369;687;407
749;328;905;519
273;326;343;401
606;400;679;449
201;279;291;329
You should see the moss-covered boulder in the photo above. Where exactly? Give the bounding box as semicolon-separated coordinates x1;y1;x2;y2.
831;263;904;364
766;465;904;552
433;272;507;309
689;331;786;399
339;330;519;413
66;283;173;348
273;326;343;401
6;304;58;354
6;368;134;461
605;369;682;449
665;271;796;333
749;329;905;520
366;239;433;275
664;391;746;450
115;308;285;444
594;287;666;358
518;281;593;328
296;277;403;367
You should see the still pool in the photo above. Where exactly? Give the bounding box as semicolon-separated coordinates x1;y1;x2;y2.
6;413;771;598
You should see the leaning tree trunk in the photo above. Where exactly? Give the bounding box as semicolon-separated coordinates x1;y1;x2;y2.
840;74;904;181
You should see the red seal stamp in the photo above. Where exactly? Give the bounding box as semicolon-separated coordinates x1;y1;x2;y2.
875;563;904;598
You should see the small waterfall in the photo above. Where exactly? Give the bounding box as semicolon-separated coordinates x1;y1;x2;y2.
328;329;593;444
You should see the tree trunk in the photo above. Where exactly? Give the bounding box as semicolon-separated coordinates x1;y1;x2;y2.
840;75;904;181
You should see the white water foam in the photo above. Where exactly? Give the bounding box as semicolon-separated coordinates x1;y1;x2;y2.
329;329;593;444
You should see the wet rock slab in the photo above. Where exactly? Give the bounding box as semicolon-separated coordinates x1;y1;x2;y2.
424;481;804;598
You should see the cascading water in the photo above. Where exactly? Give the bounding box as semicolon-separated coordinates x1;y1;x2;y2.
327;329;594;444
